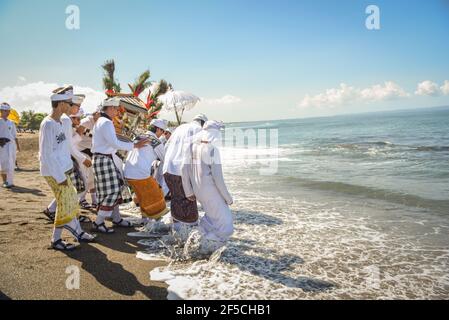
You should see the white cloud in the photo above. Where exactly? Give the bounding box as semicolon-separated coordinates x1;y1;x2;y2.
299;81;409;109
440;80;449;95
361;81;409;100
0;81;105;114
415;80;441;96
18;76;26;82
201;95;242;105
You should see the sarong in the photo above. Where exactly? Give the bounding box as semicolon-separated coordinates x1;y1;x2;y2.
164;172;198;223
0;141;13;174
93;153;132;211
127;176;168;220
44;173;79;227
68;157;85;193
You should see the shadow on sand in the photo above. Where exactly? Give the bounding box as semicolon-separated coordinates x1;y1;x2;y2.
0;291;11;300
9;186;46;197
64;227;166;299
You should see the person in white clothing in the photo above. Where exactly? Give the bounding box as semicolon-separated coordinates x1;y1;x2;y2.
124;118;169;222
162;113;207;240
0;103;19;188
43;95;92;222
39;86;95;251
146;120;169;197
75;106;101;208
91;97;149;234
181;120;234;255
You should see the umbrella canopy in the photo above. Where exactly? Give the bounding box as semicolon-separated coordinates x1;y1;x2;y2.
158;90;201;125
158;90;200;112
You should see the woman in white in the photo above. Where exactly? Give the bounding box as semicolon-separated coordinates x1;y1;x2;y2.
181;120;233;253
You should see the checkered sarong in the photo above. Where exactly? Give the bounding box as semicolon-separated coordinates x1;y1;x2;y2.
93;153;131;211
68;158;85;193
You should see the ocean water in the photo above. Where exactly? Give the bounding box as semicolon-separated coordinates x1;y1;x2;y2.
143;107;449;299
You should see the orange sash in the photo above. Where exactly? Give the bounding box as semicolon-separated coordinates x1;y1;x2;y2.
127;176;167;219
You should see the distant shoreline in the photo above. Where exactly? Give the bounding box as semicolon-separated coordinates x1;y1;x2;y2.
226;104;449;125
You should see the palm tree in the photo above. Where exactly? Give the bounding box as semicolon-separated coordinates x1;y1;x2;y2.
128;70;151;97
102;59;121;95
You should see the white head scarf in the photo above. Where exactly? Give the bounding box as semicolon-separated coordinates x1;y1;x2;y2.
197;120;224;143
72;94;85;105
103;97;121;107
51;86;74;102
150;118;168;131
193;113;208;123
0;103;11;111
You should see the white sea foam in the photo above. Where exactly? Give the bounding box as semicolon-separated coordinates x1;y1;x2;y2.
142;184;449;299
133;131;449;299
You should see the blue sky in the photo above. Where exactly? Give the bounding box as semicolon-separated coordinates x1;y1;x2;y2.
0;0;448;122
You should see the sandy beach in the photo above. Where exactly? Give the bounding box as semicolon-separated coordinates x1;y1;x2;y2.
0;134;168;300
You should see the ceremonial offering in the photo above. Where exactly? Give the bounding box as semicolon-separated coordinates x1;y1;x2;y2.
109;94;149;141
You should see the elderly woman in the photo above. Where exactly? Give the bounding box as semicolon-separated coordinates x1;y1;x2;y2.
181;120;234;254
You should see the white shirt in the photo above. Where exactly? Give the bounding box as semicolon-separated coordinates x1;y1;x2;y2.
163;121;202;176
39;116;73;183
77;116;95;151
124;132;165;180
0;118;16;141
61;114;86;163
92;115;133;155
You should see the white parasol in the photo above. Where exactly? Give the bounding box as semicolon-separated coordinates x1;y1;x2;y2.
158;90;201;125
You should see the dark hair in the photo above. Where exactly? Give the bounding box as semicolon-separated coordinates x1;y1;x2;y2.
148;125;157;134
52;100;71;109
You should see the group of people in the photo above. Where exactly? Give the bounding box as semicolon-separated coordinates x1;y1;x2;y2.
32;85;234;254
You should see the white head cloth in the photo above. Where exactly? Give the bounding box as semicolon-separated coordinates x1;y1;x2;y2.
150;118;168;131
51;88;74;102
103;97;121;108
72;94;85;105
198;120;224;143
193;113;208;123
0;103;11;111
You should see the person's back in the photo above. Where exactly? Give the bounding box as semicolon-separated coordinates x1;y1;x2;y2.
163;121;202;176
181;121;234;246
124;144;157;180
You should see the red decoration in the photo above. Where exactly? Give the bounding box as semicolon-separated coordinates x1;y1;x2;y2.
145;92;155;110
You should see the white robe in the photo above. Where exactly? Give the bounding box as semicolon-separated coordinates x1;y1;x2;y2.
0;119;17;184
181;141;233;243
163;121;202;176
124;131;165;180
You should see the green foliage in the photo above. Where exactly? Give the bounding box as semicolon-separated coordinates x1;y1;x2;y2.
130;70;151;97
102;59;121;93
19;110;48;130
